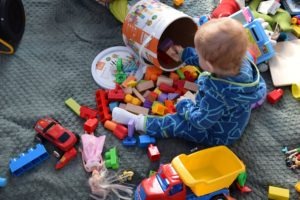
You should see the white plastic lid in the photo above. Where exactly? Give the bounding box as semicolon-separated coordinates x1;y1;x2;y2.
91;46;145;89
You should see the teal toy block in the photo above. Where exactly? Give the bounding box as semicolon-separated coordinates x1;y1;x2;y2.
9;143;49;176
105;147;119;170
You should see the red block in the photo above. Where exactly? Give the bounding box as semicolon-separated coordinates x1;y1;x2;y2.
108;88;125;102
104;120;128;140
80;106;98;119
95;89;112;124
84;118;99;133
159;83;175;93
267;89;284;104
184;71;196;82
147;144;160;162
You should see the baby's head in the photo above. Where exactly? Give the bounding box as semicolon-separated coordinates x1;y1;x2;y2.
194;17;248;76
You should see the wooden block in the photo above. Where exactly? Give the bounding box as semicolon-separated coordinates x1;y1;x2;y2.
125;103;149;115
136;80;155;92
156;76;173;87
184;81;198;92
143;90;151;98
132;88;145;103
123;87;132;94
119;103;126;109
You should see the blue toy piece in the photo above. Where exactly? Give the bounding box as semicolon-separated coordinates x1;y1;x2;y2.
138;135;156;148
122;137;137;146
0;177;7;187
109;101;119;112
9;143;49;176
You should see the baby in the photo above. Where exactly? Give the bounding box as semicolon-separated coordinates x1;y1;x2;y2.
112;17;266;145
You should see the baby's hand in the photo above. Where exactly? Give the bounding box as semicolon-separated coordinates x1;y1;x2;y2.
166;45;184;62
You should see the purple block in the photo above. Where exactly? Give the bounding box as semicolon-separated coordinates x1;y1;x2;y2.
158;38;174;52
143;100;153;109
127;119;135;138
168;93;179;100
158;93;168;103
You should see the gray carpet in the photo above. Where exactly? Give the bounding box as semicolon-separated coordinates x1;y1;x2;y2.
0;0;299;199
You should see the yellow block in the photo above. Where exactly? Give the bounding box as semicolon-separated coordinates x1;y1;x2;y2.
268;186;289;200
292;25;300;38
295;182;300;193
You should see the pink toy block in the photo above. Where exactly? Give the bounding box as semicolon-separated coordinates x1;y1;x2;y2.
125;103;149;115
156;76;173;87
136;80;155;92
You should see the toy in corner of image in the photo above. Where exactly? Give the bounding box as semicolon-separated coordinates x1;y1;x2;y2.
0;0;25;55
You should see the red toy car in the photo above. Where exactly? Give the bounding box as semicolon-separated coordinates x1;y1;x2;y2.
34;117;78;152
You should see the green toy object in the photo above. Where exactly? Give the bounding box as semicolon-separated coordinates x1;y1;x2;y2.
109;0;128;23
105;147;119;169
248;0;292;32
115;58;127;84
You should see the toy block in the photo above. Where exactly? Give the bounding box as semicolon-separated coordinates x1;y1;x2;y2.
184;81;199;92
84;118;99;133
158;38;174;52
153;88;162;95
105;147;119;170
9;144;50;176
127;80;138;87
65;98;81;116
292;25;300;38
125;103;149;115
152;102;167;116
268;186;289;200
136;80;155;92
173;0;184;6
176;69;185;79
122;137;137;146
295;181;300;192
143;90;151;98
119;103;126;109
291;83;300;100
138;135;156;148
144;66;163;81
143;100;153;109
267;89;284;104
146;92;158;102
109;101;119;112
181;65;199;78
55;147;77;170
159;83;176;93
122;75;136;88
95;89;112;123
122;119;137;146
0;177;7;187
168;93;179;100
149;170;157;177
104;120;127;140
124;94;142;106
157;93;168;103
132;88;145;103
184;71;197;82
169;72;180;81
108;88;125;102
156;76;173;87
80;106;98;119
182;91;196;102
147;144;160;162
174;80;187;94
165;100;176;113
123;87;133;94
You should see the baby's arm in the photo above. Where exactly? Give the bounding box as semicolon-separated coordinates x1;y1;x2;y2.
176;90;225;130
181;47;200;66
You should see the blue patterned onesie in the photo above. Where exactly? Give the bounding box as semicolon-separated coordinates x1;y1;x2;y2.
144;47;267;145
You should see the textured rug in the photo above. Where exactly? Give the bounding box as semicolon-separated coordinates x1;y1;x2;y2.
0;0;299;199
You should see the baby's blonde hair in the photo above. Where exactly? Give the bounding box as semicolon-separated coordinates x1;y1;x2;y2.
194;18;249;76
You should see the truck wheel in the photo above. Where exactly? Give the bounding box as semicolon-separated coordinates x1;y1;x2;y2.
211;195;227;200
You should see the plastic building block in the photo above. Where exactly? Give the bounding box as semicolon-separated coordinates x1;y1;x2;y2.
108;87;125;102
109;101;119;112
291;83;300;100
9;144;50;176
157;93;168;103
124;94;142;106
138;135;156;148
122;137;137;146
95;89;112;123
65;98;81;116
159;83;176;93
136;80;155;92
122;119;137;146
143;100;153;109
132;88;145;103
292;25;300;38
147;144;160;162
125;103;149;115
80;106;98;119
169;72;180;81
152;102;166;116
0;177;7;187
104;120;128;140
144;66;163;81
165;100;176;114
55;147;77;170
268;186;289;200
153;88;162;95
267;89;284;104
295;181;300;192
157;76;173;87
158;38;174;52
176;69;185;79
184;81;199;92
115;58;127;84
84;118;99;133
168;93;179;100
145;92;158;102
122;75;136;88
173;0;184;6
105;147;119;169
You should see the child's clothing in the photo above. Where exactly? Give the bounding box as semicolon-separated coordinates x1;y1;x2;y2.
144;47;266;145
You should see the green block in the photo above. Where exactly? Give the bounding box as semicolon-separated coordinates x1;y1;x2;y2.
65;98;81;116
105;147;119;170
176;69;185;79
115;72;127;84
237;172;247;187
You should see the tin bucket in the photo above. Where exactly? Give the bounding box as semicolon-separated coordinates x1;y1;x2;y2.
122;0;198;71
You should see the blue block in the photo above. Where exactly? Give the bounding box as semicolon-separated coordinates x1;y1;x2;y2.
9;143;49;176
138;135;156;148
0;177;7;187
122;137;137;147
158;93;168;103
109;102;120;112
168;93;179;100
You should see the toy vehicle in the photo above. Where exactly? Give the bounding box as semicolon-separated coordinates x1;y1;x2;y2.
135;146;247;200
34;117;78;152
